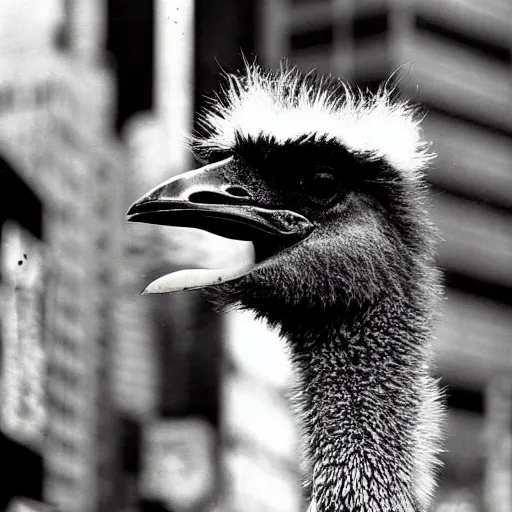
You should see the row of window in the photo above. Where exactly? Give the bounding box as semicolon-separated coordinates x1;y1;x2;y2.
289;6;511;64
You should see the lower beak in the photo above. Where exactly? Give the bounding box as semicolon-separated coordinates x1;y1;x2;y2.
126;157;314;293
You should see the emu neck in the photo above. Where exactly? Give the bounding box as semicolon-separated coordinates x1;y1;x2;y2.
287;299;441;512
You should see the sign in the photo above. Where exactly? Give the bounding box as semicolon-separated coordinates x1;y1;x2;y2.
0;221;47;450
140;418;215;511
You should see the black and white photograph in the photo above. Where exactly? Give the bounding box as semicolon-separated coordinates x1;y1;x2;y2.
0;1;511;511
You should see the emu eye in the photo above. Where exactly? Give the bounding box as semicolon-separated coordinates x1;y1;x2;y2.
300;170;339;202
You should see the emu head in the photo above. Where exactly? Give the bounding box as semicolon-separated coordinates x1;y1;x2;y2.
127;65;436;319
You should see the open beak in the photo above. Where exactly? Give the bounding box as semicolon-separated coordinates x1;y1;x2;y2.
127;157;314;293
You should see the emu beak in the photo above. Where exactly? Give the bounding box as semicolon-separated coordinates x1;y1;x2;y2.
127;157;314;293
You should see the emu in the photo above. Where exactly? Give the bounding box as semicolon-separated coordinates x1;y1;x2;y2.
127;64;445;512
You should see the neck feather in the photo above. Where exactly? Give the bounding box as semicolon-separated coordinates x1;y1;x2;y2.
285;296;444;512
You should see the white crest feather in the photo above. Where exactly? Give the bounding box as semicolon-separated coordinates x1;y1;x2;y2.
192;63;435;177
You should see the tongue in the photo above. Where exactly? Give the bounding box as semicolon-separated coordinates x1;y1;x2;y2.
142;263;256;294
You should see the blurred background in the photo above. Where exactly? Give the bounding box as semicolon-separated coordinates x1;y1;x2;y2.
0;0;511;511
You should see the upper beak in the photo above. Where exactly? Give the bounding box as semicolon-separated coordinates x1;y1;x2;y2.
127;157;314;244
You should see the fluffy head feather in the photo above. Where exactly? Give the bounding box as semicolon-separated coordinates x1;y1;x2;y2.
191;63;435;179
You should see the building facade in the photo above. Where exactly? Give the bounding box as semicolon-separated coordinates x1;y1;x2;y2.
0;1;126;511
257;0;512;509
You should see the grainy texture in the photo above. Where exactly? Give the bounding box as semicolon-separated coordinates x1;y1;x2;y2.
195;63;446;511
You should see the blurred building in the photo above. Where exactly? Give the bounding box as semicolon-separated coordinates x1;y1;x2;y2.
221;312;303;512
257;0;512;509
109;1;225;511
111;2;303;512
0;1;126;511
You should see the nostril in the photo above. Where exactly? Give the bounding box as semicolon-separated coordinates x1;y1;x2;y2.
189;191;230;205
225;186;251;198
188;187;252;205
